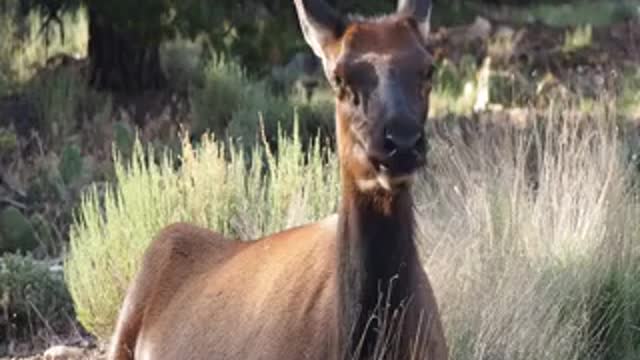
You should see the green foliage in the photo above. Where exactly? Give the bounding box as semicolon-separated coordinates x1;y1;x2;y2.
489;72;516;105
190;54;248;137
0;128;19;156
192;54;334;148
590;264;640;360
160;36;205;91
509;0;639;27
430;56;479;116
0;253;72;340
30;214;56;257
0;207;39;254
65;120;339;338
112;121;135;161
29;67;85;143
59;144;83;186
618;67;640;119
227;85;294;148
291;88;336;139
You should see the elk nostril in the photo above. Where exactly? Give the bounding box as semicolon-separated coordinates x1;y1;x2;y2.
383;135;398;156
383;127;398;157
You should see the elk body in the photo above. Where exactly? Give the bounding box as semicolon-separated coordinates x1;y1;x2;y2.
107;0;448;359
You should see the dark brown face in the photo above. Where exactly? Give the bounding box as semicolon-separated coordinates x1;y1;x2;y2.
329;20;434;191
294;0;434;191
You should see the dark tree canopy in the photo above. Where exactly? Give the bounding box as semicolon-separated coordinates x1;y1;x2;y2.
16;0;578;91
18;0;248;91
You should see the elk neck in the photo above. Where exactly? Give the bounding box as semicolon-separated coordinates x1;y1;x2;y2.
336;169;421;356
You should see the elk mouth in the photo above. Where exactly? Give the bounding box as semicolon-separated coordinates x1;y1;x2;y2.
371;153;425;190
352;129;427;191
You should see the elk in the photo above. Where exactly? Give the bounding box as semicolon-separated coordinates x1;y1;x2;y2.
107;0;447;359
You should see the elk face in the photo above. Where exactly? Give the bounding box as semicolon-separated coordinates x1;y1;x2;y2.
294;0;435;192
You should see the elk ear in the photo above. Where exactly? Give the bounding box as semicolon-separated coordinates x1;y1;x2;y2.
397;0;432;40
293;0;346;60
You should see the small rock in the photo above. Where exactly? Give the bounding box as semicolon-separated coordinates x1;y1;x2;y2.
467;16;492;42
43;345;86;360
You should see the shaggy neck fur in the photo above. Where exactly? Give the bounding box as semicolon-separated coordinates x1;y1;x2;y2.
337;174;421;359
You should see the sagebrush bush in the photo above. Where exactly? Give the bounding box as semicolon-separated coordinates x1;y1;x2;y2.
0;253;73;341
65;120;339;337
160;36;205;91
227;85;294;148
190;54;249;136
192;54;336;148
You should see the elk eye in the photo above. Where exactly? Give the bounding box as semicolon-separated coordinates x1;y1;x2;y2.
333;74;343;87
352;91;360;106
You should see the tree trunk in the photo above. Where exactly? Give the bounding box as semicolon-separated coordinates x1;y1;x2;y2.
87;8;165;92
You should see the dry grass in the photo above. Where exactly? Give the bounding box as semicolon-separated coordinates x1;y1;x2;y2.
418;101;640;359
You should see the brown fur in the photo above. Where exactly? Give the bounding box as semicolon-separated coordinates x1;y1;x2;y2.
108;3;447;359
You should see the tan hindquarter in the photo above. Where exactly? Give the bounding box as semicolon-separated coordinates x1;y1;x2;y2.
115;215;339;360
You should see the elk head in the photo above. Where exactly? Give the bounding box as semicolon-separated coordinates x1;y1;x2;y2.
294;0;435;193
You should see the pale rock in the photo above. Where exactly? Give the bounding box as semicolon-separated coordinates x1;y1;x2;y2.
43;345;86;360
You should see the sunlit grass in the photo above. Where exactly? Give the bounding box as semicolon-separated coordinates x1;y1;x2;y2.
563;25;593;52
618;67;640;119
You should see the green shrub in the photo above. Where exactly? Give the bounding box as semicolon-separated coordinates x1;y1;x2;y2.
191;54;334;149
289;87;336;141
0;127;19;156
65;120;339;337
430;55;479;116
510;0;639;27
0;253;73;341
190;54;248;137
618;68;640;119
226;83;294;148
59;144;84;186
160;35;206;92
29;67;86;143
0;207;39;254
